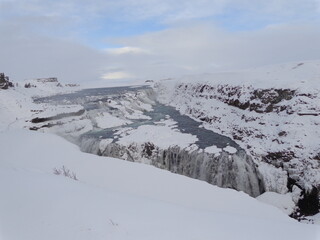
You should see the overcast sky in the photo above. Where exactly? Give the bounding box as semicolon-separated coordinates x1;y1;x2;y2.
0;0;320;85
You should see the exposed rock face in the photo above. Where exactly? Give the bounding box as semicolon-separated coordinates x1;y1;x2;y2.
79;138;265;197
178;83;297;114
31;109;85;123
0;73;13;90
297;187;319;216
288;178;320;217
35;77;58;83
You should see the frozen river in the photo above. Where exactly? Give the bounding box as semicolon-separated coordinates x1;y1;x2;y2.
36;85;240;150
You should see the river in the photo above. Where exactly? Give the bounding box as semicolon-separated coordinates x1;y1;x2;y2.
35;85;265;197
36;85;240;150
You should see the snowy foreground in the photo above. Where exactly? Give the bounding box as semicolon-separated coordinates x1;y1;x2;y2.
0;130;320;240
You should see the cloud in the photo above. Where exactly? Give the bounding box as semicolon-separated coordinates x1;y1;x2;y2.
105;47;149;55
1;0;320;85
102;71;133;80
104;23;320;80
0;24;108;83
10;21;316;84
2;0;320;25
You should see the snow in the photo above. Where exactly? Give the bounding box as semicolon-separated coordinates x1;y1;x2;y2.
258;162;289;194
95;112;132;129
175;60;320;91
305;213;320;225
154;118;178;127
204;145;222;154
257;192;296;215
34;104;84;119
99;138;114;152
0;88;35;130
0;80;80;132
118;124;198;149
102;90;154;121
0;130;319;240
223;146;237;154
114;116;199;150
1;64;320;238
20;78;81;97
47;118;94;138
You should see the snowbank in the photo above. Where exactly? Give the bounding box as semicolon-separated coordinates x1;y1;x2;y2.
257;192;296;215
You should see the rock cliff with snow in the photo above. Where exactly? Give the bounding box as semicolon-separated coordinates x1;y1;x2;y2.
155;61;320;216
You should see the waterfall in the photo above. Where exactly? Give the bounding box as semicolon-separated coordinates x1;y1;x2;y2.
79;137;265;197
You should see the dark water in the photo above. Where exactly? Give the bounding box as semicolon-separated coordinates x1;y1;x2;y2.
149;104;240;150
36;85;240;150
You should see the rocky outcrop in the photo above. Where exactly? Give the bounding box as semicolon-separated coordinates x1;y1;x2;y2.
0;73;13;90
31;109;85;123
178;83;297;114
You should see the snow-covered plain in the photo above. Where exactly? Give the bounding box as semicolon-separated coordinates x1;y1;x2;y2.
1;130;319;240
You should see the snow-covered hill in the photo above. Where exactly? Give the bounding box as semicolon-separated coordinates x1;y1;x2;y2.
1;130;319;240
155;60;320;216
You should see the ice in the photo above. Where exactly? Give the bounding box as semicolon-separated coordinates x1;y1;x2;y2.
95;112;132;129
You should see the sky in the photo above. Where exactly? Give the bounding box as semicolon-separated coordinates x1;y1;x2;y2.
0;0;320;85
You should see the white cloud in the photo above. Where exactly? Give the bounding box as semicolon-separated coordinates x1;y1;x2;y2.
104;23;320;80
0;24;108;83
101;71;133;80
105;47;149;55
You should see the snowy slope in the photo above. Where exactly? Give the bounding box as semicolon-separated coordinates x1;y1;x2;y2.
0;130;319;240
